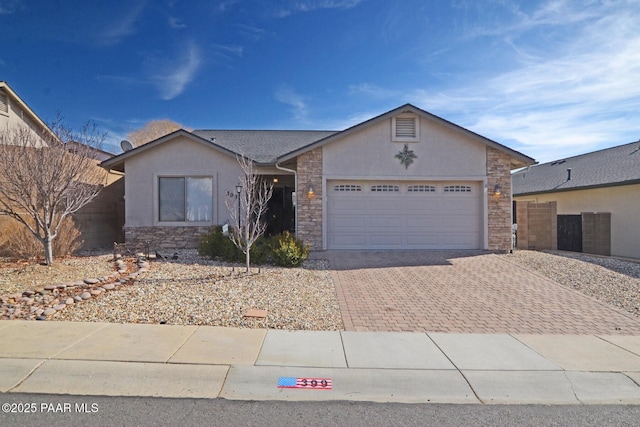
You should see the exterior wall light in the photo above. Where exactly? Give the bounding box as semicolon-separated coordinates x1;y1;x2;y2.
307;185;315;197
493;184;502;197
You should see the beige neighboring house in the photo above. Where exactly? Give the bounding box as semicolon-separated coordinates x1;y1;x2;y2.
0;81;57;144
513;141;640;259
102;104;535;251
0;81;124;251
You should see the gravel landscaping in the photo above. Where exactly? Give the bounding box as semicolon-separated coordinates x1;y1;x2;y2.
1;249;343;330
500;250;640;317
1;249;639;329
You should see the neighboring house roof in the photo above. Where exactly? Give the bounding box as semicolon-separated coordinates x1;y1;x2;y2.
0;81;58;142
101;103;536;172
512;140;640;196
191;130;337;163
65;140;115;161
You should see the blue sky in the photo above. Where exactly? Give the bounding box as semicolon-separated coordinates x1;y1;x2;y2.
1;0;639;162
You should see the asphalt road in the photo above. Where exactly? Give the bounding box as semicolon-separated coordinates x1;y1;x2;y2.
2;394;640;426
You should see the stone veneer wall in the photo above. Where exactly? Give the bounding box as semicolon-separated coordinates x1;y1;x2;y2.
486;147;514;251
124;226;210;249
296;148;323;250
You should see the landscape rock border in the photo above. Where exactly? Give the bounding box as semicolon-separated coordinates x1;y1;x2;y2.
0;254;149;321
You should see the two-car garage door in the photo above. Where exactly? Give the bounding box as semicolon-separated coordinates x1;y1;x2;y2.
326;180;482;249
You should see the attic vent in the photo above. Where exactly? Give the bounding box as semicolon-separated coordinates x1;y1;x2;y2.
396;118;415;138
550;160;566;166
0;92;8;114
392;114;419;141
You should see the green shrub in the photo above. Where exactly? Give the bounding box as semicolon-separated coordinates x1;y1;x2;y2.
270;231;309;267
199;228;309;267
198;226;243;262
250;235;276;265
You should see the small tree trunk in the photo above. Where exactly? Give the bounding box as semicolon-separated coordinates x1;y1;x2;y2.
245;225;251;273
43;236;54;266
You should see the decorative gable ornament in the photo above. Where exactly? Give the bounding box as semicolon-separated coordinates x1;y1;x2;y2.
395;144;417;169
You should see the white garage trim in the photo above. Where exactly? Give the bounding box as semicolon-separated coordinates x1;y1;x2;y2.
325;179;484;250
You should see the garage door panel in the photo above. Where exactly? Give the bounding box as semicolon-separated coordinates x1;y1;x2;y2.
368;216;403;229
331;234;367;248
406;233;440;246
369;234;403;246
330;215;366;229
367;198;402;212
405;199;439;211
331;198;366;213
327;180;482;250
443;233;479;247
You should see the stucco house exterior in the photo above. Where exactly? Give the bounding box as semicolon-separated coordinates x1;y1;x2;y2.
513;141;640;259
0;81;58;144
101;104;535;251
0;81;124;251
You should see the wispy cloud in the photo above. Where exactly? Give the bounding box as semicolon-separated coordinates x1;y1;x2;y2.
276;0;363;18
211;43;244;59
351;1;640;163
0;0;19;14
150;42;202;100
168;16;186;29
275;86;309;122
99;1;146;46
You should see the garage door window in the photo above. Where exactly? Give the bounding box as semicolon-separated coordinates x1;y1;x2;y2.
371;185;399;192
408;185;436;193
444;185;472;193
334;184;362;192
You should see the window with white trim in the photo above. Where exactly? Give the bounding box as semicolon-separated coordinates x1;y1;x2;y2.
0;92;8;115
408;185;436;192
159;176;212;222
334;184;362;192
371;184;400;192
392;113;419;142
443;185;472;193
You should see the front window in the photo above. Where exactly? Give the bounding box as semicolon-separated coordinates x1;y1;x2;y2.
159;176;212;222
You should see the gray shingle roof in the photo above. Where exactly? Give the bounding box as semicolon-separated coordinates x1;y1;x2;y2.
512;141;640;195
191;130;338;163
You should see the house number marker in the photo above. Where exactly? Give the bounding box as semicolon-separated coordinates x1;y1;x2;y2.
277;377;332;389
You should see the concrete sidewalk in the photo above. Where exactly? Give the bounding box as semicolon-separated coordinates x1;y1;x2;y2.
1;320;640;404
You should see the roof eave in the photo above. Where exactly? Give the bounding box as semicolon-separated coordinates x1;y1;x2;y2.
513;178;640;197
0;81;59;142
100;129;240;172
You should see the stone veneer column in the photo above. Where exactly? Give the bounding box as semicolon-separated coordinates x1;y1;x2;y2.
296;148;323;250
486;147;513;251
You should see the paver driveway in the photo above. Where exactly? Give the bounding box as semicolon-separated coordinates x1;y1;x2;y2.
320;250;640;334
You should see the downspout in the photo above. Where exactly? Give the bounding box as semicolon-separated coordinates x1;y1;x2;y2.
275;161;298;236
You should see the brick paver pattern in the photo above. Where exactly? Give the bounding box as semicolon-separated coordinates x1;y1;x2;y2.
322;250;640;335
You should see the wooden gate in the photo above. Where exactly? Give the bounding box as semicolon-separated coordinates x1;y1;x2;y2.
557;215;582;252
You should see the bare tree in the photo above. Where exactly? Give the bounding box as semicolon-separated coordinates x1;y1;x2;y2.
0;117;107;265
225;155;273;273
127;119;184;147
